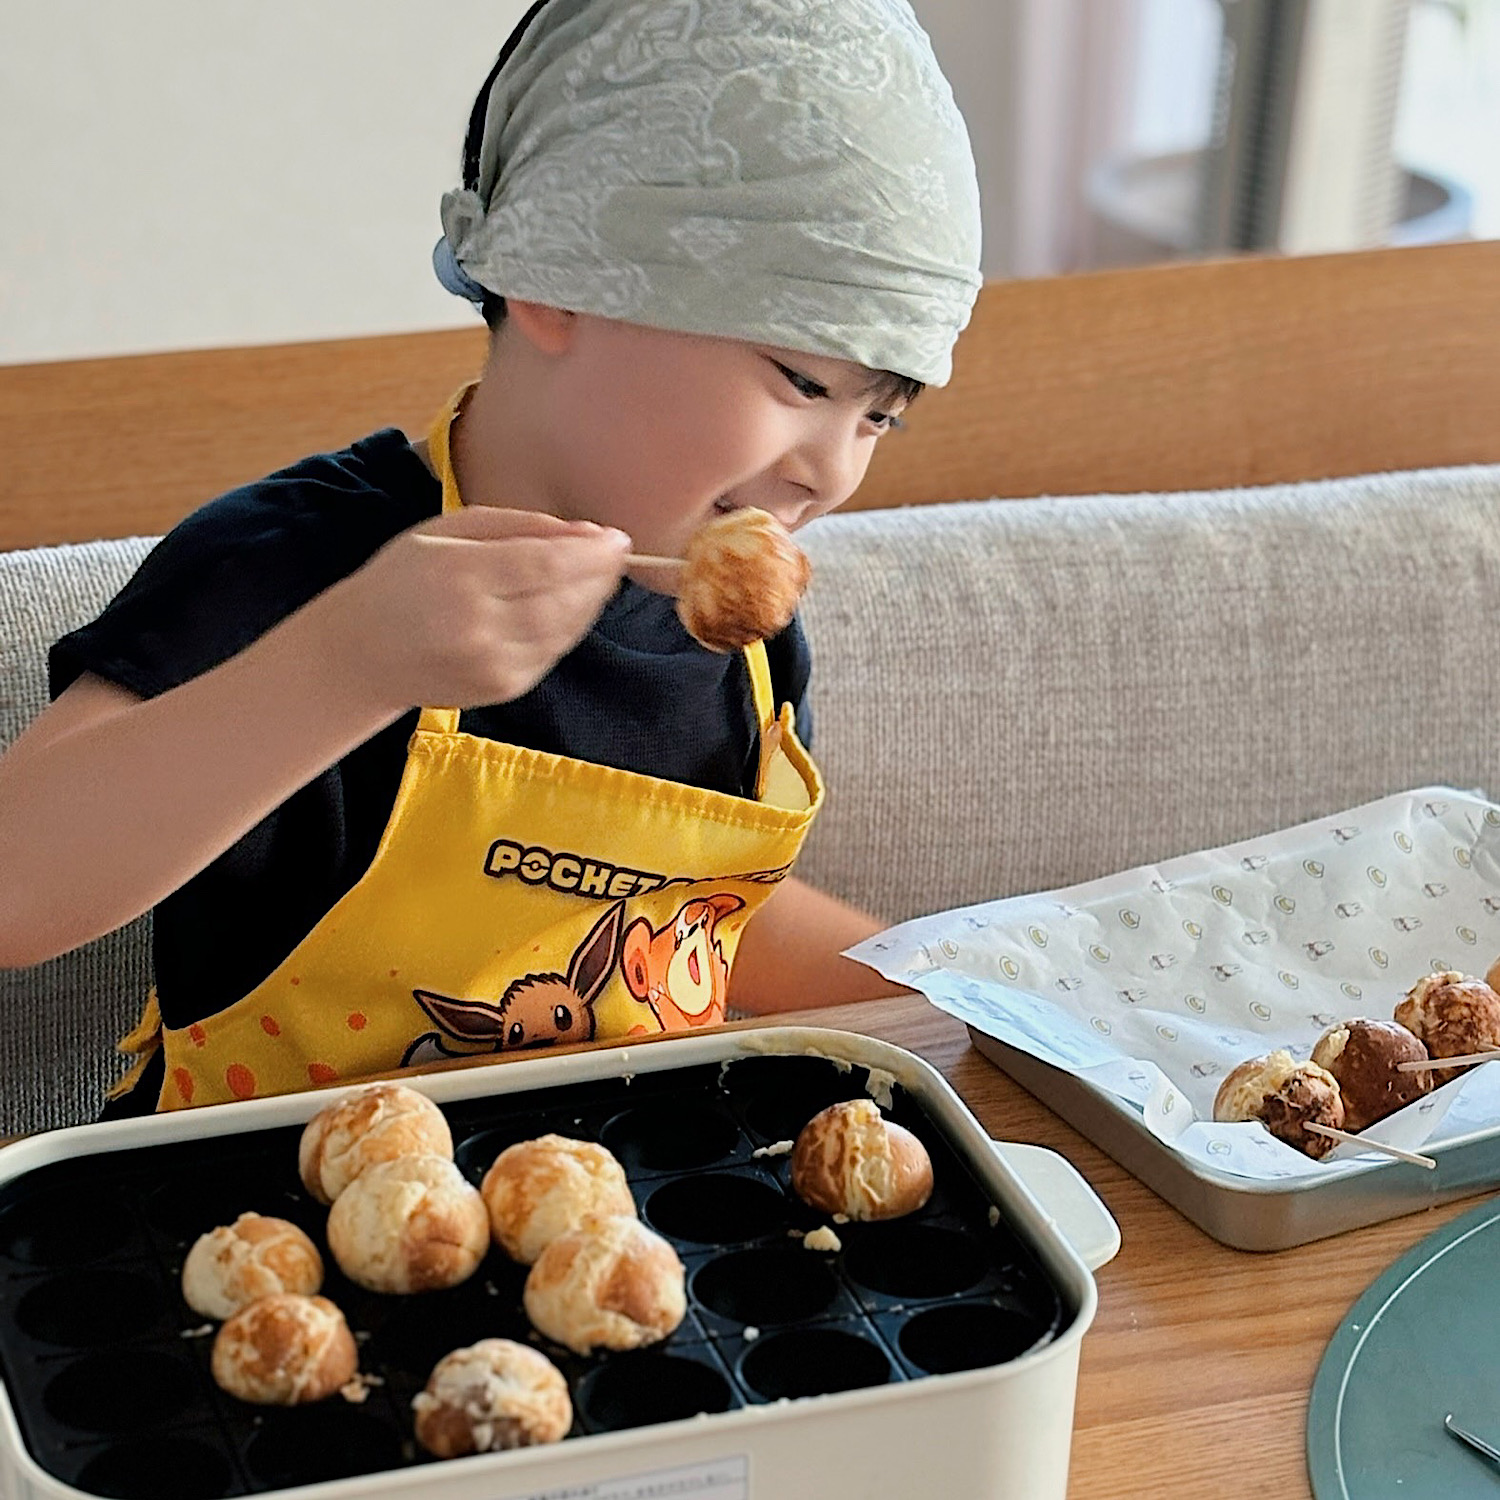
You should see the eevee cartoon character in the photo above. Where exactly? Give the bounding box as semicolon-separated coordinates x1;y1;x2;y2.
400;901;625;1066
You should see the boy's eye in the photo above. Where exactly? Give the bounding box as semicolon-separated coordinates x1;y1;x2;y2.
865;409;904;432
773;360;827;400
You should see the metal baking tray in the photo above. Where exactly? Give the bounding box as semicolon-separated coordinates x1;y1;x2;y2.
969;1028;1500;1251
0;1027;1106;1500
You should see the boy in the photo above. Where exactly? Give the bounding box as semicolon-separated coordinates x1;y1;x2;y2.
0;0;982;1112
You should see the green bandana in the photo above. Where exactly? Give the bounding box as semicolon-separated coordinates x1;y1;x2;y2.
438;0;982;385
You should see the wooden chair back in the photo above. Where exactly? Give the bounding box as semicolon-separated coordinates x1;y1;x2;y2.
0;240;1495;552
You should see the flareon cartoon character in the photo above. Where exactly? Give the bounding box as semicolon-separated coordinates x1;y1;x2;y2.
622;894;745;1031
402;901;625;1065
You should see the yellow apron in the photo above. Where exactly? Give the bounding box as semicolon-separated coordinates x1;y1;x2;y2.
115;389;824;1111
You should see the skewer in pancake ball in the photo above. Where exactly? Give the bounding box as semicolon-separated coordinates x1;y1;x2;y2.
1395;970;1500;1086
211;1293;357;1405
481;1135;635;1265
1309;1018;1431;1132
182;1212;323;1320
327;1154;489;1294
298;1083;453;1205
523;1213;686;1355
790;1099;934;1220
676;507;811;652
1213;1049;1345;1159
412;1339;572;1457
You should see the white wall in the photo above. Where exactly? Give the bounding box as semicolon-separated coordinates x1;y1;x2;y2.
0;0;528;364
0;0;1017;367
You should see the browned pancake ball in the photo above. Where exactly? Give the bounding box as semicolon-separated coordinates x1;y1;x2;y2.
1395;971;1500;1086
412;1339;572;1457
1213;1050;1346;1160
298;1083;453;1205
676;507;812;652
182;1213;323;1320
1310;1019;1431;1132
326;1154;489;1294
523;1214;686;1355
791;1099;934;1220
481;1135;635;1265
211;1293;357;1405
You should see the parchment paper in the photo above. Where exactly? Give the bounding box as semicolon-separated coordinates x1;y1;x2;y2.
848;787;1500;1180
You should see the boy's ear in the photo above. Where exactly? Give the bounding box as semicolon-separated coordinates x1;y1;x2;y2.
505;299;577;355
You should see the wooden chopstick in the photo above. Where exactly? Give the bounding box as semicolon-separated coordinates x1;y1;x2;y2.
624;553;685;592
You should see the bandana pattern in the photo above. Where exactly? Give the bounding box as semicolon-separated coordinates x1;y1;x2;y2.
438;0;982;385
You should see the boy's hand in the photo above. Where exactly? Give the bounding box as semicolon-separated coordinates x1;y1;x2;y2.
308;507;631;712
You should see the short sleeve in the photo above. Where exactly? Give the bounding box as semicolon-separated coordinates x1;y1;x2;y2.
49;433;435;702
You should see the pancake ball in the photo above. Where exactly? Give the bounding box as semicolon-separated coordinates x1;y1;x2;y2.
182;1212;323;1321
677;507;812;652
523;1214;686;1355
327;1154;489;1294
211;1293;356;1405
1395;970;1500;1086
1310;1018;1431;1132
791;1099;934;1220
482;1135;636;1265
298;1083;453;1205
1213;1049;1345;1160
412;1339;572;1457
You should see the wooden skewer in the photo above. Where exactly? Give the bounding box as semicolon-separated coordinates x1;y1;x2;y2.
1397;1049;1500;1073
1303;1122;1437;1169
624;553;686;594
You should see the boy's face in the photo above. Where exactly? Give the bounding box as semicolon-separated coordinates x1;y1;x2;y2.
523;314;908;558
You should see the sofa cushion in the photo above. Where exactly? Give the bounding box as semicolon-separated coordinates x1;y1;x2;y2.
0;537;157;1133
795;465;1500;926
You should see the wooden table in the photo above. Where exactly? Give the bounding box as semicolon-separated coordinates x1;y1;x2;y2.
732;994;1489;1500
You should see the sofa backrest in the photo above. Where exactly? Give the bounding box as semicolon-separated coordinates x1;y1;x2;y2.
0;537;157;1133
3;463;1500;1132
796;464;1500;924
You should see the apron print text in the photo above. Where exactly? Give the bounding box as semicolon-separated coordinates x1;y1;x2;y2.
485;838;666;899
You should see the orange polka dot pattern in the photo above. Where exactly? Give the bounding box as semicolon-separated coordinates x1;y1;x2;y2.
225;1063;257;1100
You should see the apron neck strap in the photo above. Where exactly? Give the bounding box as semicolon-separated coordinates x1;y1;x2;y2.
425;383;475;517
744;639;775;735
417;387;478;735
416;384;778;743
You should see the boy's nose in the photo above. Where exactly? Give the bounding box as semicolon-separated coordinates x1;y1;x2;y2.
757;492;821;531
774;430;867;520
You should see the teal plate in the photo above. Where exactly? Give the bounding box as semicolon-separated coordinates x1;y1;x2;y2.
1308;1195;1500;1497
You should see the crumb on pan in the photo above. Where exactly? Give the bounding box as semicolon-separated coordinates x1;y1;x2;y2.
752;1140;794;1158
802;1225;843;1252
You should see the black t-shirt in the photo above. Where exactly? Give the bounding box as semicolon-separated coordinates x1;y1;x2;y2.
51;427;811;1052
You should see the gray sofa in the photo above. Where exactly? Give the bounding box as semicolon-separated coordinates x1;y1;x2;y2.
4;463;1499;1133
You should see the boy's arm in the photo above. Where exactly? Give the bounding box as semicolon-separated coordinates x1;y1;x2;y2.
0;624;404;969
726;874;915;1014
0;508;630;969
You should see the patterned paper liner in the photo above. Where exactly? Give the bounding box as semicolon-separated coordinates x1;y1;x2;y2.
850;786;1500;1181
